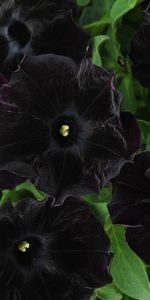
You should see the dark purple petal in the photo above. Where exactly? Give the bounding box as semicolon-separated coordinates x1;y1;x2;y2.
85;125;130;161
34;151;100;205
108;152;150;223
126;224;150;265
49;198;111;287
132;63;150;87
76;60;121;121
0;197;111;299
0;0;90;78
0;113;49;167
108;152;150;264
8;54;77;118
0;73;8;87
0;160;36;190
32;12;90;61
0;170;25;190
141;0;150;10
0;54;140;200
110;152;150;204
120;112;141;155
84;115;139;187
130;11;150;87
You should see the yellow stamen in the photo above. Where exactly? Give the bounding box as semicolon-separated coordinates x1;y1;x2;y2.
59;125;70;137
18;241;30;253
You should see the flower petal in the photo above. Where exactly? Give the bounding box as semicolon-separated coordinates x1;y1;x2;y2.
130;12;150;87
0;197;111;299
126;224;150;265
0;0;90;78
34;151;100;204
0;113;49;167
76;60;121;121
108;152;150;264
8;54;77;118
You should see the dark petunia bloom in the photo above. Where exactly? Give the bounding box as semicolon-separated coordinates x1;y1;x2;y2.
130;9;150;87
108;152;150;264
0;54;141;204
0;197;111;299
0;0;90;78
141;1;150;10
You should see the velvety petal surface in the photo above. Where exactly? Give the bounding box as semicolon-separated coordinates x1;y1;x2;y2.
108;152;150;264
0;197;111;299
130;10;150;87
33;151;100;204
0;54;141;202
0;0;90;78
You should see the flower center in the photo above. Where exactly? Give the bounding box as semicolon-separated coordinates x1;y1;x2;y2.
51;115;80;148
18;241;30;253
14;236;45;268
8;20;31;47
59;124;70;137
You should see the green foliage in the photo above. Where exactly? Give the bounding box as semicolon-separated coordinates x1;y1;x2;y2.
107;224;150;300
79;0;114;26
79;0;149;119
91;283;123;300
138;120;150;151
77;0;90;6
83;184;112;204
118;71;138;112
0;180;45;206
110;0;142;27
89;190;150;300
92;35;109;65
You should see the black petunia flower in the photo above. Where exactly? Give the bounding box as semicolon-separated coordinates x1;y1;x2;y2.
0;54;141;204
0;0;90;78
108;152;150;264
0;197;111;299
130;9;150;87
141;1;150;10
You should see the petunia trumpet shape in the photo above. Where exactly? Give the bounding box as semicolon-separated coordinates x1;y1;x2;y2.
0;197;111;299
0;0;90;78
0;54;140;204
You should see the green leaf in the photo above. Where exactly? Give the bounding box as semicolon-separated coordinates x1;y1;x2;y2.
102;57;121;73
110;0;142;27
91;283;123;300
83;185;112;204
92;35;109;66
0;190;12;206
77;0;90;6
14;180;45;201
97;185;112;203
83;186;112;224
93;202;109;224
118;71;138;112
138;120;150;150
106;222;150;300
0;181;45;207
79;0;114;26
105;26;121;60
106;0;142;61
122;296;134;300
85;14;110;36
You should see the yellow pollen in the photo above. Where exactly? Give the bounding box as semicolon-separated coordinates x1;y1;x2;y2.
18;241;30;253
59;125;70;137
